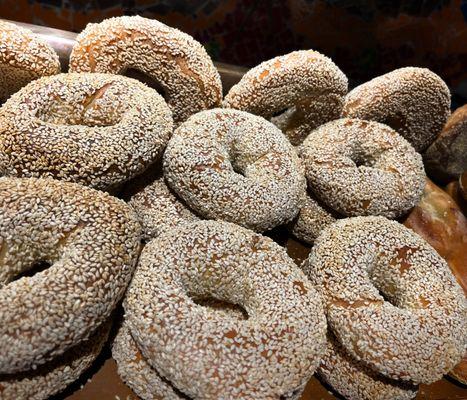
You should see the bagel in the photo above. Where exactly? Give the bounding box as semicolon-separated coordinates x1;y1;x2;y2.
0;72;172;190
0;177;141;374
0;320;111;400
303;216;466;384
224;50;348;145
300;118;425;219
288;191;337;244
0;21;60;102
114;321;306;400
317;333;418;400
124;220;326;399
342;67;450;151
404;179;467;385
113;297;248;400
128;176;200;241
163;108;305;232
424;104;467;183
70;16;222;124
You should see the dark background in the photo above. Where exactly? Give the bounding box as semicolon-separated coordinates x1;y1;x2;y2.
1;0;466;106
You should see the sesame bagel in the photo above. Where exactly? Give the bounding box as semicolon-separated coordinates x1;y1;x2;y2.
113;321;306;400
288;191;337;245
300;118;425;219
128;176;200;241
124;220;326;399
113;298;248;400
113;321;189;400
317;333;418;400
70;16;222;124
163;108;306;232
303;216;467;384
0;320;111;400
0;177;141;374
224;50;348;145
0;21;60;103
0;73;172;190
342;67;450;151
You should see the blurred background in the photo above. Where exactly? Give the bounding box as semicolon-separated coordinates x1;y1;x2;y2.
1;0;466;106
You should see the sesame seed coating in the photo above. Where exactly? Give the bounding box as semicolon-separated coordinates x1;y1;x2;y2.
163;108;306;232
317;332;418;400
0;177;142;374
128;176;200;241
0;72;173;190
342;67;450;151
124;220;326;399
300;118;426;219
69;15;222;125
113;319;306;400
113;298;248;400
0;319;111;400
113;321;189;400
223;50;348;146
303;216;467;384
288;190;338;245
0;21;60;103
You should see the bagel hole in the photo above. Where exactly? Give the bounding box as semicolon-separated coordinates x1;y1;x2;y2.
375;288;393;304
271;107;289;118
230;160;246;177
193;297;249;320
354;160;365;167
123;68;167;99
368;268;399;306
10;260;51;282
280;388;302;400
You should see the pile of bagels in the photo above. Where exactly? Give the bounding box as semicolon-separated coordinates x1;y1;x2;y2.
0;16;465;400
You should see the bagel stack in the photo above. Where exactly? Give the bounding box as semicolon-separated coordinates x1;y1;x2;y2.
0;177;142;399
115;220;327;399
302;217;466;400
0;13;465;400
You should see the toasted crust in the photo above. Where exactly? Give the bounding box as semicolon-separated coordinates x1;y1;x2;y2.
70;16;222;124
0;73;173;190
0;21;60;102
224;50;348;145
0;177;141;373
342;67;450;151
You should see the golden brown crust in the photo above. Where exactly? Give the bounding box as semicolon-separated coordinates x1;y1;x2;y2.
424;105;467;183
342;67;450;151
0;177;141;374
0;73;173;190
70;16;222;124
403;179;467;385
224;50;348;146
0;21;60;102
